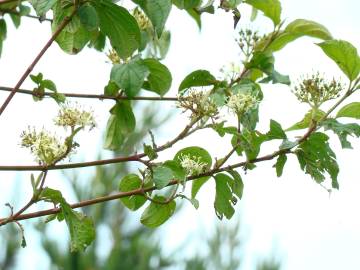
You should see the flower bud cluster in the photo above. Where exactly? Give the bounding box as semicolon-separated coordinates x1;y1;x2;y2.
227;92;258;115
293;72;343;107
237;29;260;57
54;103;96;130
179;154;207;176
132;8;151;31
178;90;218;120
21;127;68;165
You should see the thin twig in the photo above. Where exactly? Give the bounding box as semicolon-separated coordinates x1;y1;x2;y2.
0;9;76;116
0;86;179;101
0;9;52;22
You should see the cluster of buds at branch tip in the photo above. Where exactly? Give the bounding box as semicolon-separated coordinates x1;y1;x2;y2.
226;92;258;116
220;62;241;82
293;72;343;107
177;90;219;121
237;28;261;58
54;102;96;130
179;154;207;176
132;7;151;31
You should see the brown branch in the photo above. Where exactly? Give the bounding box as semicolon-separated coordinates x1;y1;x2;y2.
0;8;52;22
0;86;179;101
0;9;76;116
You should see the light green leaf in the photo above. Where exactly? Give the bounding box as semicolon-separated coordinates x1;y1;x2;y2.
111;58;150;97
104;115;124;150
104;80;119;96
286;110;325;131
318;40;360;81
214;173;235;220
178;70;217;93
140;196;176;228
30;0;57;16
245;0;281;25
78;3;99;31
94;1;141;59
268;19;332;52
119;174;147;211
132;0;172;37
336;102;360;119
142;58;172;96
42;79;56;91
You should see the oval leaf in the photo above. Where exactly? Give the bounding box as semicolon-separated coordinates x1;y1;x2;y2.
143;58;172;96
245;0;281;26
119;174;147;211
317;40;360;81
336;102;360;119
178;70;217;92
140;196;176;228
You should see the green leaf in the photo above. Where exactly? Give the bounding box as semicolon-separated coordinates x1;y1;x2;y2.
153;166;174;189
30;0;57;16
286;110;325;131
40;188;95;252
132;0;172;37
140;196;176;227
104;101;136;150
30;73;43;84
245;0;281;26
317;40;360;81
268;19;332;52
227;170;244;199
174;146;212;199
172;0;202;9
178;70;217;93
78;3;99;31
119;174;147;211
111;58;150;97
336;102;360;119
142;58;172;96
274;154;287;177
42;79;57;91
52;5;91;54
94;1;141;59
163;160;186;182
321;118;360;149
296;132;339;189
214;173;236;220
267;119;287;140
143;144;158;160
104;80;120;96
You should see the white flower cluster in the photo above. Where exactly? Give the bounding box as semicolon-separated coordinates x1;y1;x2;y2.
227;93;258;115
21;127;67;165
179;154;207;176
54;103;96;129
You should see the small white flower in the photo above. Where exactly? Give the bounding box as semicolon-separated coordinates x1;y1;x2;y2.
54;102;96;129
179;154;207;176
21;127;68;165
227;93;258;115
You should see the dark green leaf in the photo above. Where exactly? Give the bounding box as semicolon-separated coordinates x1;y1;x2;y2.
140;196;176;227
94;1;141;59
317;40;360;81
104;80;119;96
321;118;360;149
119;174;147;211
78;3;99;31
178;70;217;93
110;58;149;97
336;102;360;119
214;173;236;220
267;119;287;140
172;0;201;9
274;154;287;177
143;144;158;160
227;170;244;199
296;132;339;189
142;58;172;96
245;0;281;25
153;166;174;189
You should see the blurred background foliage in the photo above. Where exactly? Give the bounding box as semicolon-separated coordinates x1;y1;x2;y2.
0;103;280;270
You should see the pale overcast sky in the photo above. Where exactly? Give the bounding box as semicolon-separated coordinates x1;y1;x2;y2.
0;0;359;269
